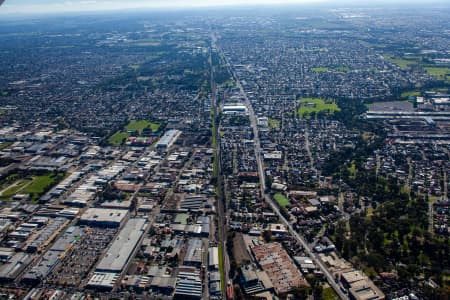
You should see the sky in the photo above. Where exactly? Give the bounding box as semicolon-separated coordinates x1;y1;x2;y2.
0;0;444;15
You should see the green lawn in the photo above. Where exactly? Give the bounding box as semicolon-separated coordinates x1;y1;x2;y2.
211;118;217;148
401;91;420;98
125;120;160;134
384;55;418;69
218;244;225;292
311;67;329;72
224;79;234;87
0;142;12;150
109;120;161;146
0;173;64;201
108;132;130;146
429;87;449;93
22;174;63;200
322;287;339;300
129;64;141;70
146;51;166;61
334;66;350;72
298;98;340;119
0;180;30;198
268;118;280;129
366;206;374;218
384;55;449;81
443;275;450;284
425;67;450;81
274;193;290;208
213;152;218;178
348;160;357;179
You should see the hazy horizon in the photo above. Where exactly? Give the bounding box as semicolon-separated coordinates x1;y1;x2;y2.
1;0;449;15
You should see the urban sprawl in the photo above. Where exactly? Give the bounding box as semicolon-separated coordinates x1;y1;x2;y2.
0;5;449;300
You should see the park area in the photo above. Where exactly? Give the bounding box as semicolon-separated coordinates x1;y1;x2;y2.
108;120;161;145
274;193;290;208
311;66;349;73
311;67;329;72
125;120;160;133
298;98;340;119
268;118;280;129
384;55;418;69
425;67;450;82
384;55;450;83
0;172;65;202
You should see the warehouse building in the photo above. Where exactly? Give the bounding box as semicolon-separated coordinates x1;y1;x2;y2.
340;270;385;300
156;130;181;149
26;217;68;253
183;239;203;267
0;252;33;282
251;242;309;295
21;226;81;284
149;276;177;295
179;195;207;211
78;208;128;228
208;247;219;270
240;264;274;296
86;272;120;291
174;267;202;300
222;104;248;115
95;218;147;273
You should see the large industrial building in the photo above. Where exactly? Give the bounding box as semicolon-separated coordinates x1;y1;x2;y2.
78;208;128;228
174;267;202;300
155;130;181;149
0;252;33;282
340;270;385;300
86;272;121;291
222;104;248;115
21;226;82;284
183;239;203;267
251;242;309;295
86;218;147;291
95;218;147;273
208;247;219;270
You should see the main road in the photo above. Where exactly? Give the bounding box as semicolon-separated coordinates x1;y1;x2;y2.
210;35;230;299
214;35;349;300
